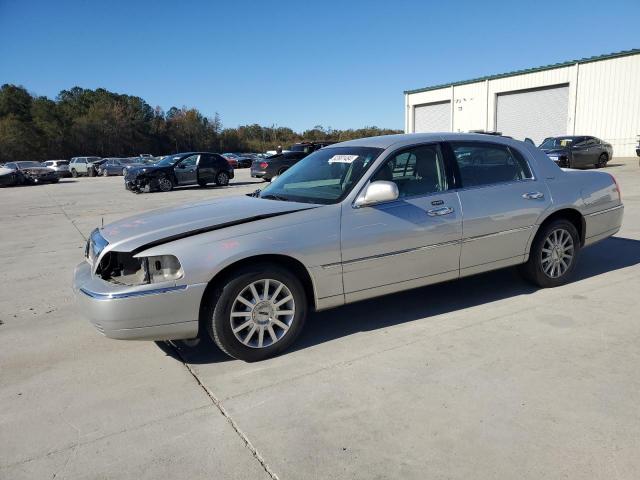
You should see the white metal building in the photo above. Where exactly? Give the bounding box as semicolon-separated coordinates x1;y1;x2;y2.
404;49;640;157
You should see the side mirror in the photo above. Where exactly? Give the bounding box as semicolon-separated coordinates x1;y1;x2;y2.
354;180;399;207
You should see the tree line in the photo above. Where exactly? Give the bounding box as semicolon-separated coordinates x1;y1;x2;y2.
0;84;402;162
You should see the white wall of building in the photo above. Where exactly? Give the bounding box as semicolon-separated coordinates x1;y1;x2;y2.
405;52;640;156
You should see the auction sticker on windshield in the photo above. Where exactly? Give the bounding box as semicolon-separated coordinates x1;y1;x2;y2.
328;155;359;164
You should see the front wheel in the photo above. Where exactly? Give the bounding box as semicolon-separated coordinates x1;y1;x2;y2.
519;219;580;288
205;264;308;361
71;169;78;178
157;176;173;192
215;171;230;186
102;169;109;177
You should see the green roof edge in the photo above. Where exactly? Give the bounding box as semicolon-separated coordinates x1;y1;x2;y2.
404;49;640;95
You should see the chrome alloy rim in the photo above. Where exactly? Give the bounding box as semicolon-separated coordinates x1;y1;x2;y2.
230;279;295;348
541;228;574;278
218;172;229;185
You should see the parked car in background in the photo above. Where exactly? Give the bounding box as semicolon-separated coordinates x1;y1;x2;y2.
539;136;613;169
73;133;624;361
98;158;146;176
42;160;71;177
289;141;336;153
70;157;103;177
0;165;25;186
250;150;309;181
4;161;59;184
124;152;234;193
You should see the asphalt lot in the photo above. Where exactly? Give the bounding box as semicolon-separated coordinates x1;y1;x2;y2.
1;161;640;479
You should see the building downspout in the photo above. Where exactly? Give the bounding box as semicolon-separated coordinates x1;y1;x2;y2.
571;62;579;135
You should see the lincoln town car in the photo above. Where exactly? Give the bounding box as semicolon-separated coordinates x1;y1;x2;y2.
73;133;624;361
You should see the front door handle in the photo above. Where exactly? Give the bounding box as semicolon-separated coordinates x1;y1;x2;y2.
427;206;454;216
522;191;544;200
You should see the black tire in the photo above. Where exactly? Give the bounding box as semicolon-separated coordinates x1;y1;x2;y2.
88;167;95;177
277;167;288;176
215;171;230;186
198;180;208;188
204;264;308;361
50;178;59;183
596;153;608;168
519;219;580;288
71;169;78;178
158;175;173;192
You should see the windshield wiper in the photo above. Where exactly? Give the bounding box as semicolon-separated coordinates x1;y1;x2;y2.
261;193;290;201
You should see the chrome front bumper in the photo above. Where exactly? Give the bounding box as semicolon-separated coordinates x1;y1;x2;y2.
73;262;206;340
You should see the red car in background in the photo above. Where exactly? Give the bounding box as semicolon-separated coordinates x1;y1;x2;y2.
222;153;238;168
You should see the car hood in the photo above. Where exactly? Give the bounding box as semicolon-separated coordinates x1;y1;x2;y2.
99;195;317;253
125;164;167;176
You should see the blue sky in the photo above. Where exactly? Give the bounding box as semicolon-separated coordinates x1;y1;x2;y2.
1;0;638;131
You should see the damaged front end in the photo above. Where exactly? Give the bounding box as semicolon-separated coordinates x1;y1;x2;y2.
86;229;183;286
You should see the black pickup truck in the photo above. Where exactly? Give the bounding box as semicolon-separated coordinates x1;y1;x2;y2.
125;152;234;193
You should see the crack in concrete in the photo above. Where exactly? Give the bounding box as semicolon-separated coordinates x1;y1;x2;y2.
168;343;280;480
43;188;88;241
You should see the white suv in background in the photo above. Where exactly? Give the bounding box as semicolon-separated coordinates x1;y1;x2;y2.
70;157;102;177
43;160;71;178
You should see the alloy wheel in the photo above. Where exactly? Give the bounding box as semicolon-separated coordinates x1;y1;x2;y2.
158;177;172;192
230;279;295;349
541;228;574;278
217;172;229;185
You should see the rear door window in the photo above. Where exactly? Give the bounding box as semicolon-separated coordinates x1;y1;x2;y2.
449;142;532;188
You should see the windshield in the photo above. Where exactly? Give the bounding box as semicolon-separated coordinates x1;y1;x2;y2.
259;146;383;204
539;137;574;149
156;154;182;166
16;161;43;168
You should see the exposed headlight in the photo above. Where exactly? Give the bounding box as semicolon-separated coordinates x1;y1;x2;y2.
97;252;183;285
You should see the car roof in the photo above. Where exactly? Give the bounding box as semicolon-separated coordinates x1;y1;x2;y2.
329;132;525;150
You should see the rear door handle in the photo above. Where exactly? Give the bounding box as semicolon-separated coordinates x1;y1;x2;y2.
522;192;544;200
427;206;454;216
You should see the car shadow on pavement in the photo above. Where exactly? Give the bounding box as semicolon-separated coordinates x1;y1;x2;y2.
159;236;640;364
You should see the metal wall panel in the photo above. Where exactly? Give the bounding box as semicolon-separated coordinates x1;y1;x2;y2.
496;85;569;145
413;101;451;132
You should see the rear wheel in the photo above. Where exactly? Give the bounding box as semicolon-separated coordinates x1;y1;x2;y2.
519;219;580;288
205;264;307;361
215;171;230;186
158;176;173;192
596;153;608;168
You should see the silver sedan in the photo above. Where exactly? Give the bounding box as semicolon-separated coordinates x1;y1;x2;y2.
73;133;624;361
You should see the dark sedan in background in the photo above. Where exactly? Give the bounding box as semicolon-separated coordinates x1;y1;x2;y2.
539;136;613;169
98;157;146;176
125;152;234;192
3;161;59;184
250;151;309;181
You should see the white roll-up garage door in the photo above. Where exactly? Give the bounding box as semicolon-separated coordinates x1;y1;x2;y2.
496;84;569;145
414;101;451;133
